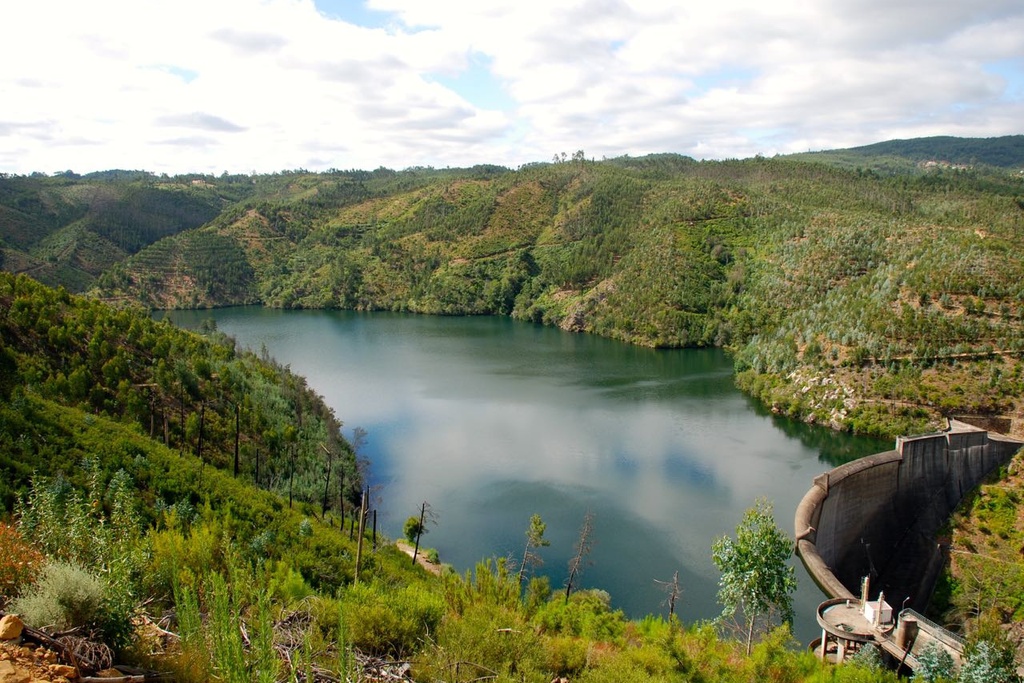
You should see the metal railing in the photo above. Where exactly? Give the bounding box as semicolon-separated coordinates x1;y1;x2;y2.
899;608;965;649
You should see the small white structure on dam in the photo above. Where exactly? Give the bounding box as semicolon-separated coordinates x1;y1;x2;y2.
812;575;963;670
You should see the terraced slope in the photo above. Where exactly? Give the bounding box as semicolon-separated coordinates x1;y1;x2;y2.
0;174;243;291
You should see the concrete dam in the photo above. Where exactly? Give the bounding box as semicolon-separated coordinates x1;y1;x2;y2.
795;420;1022;613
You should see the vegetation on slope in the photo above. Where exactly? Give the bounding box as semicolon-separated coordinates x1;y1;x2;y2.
792;135;1024;172
90;149;1024;438
0;272;357;513
932;450;1024;664
0;171;251;293
5;137;1024;439
0;274;908;682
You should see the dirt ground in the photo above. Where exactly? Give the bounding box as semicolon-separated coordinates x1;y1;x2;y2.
395;540;443;576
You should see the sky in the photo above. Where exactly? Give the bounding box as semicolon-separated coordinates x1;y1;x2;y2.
1;0;1022;175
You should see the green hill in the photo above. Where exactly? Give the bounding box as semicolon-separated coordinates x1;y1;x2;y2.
0;272;356;513
95;151;1024;438
0;173;250;292
5;138;1024;438
788;135;1024;172
0;273;912;683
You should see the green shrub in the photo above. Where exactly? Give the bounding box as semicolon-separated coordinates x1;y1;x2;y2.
912;641;955;682
341;581;444;657
168;578;208;683
11;560;105;631
442;559;521;616
403;516;423;544
959;640;1017;683
575;648;676;683
847;643;884;671
533;589;626;641
17;465;142;577
419;603;543;682
544;635;588;677
208;572;247;683
268;561;314;605
146;513;227;601
748;625;817;683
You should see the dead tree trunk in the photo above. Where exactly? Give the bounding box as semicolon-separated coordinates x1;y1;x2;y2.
233;402;240;477
565;510;594;603
355;488;368;584
288;444;296;509
412;501;427;565
320;443;333;517
338;471;346;528
655;570;681;621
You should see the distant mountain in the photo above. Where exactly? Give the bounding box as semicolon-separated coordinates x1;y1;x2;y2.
789;135;1024;171
0;173;253;292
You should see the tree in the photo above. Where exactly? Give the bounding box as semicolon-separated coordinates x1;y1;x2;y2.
912;641;955;682
403;515;424;544
654;570;681;621
320;443;334;517
711;498;796;654
565;510;595;603
517;513;550;588
958;640;1016;683
407;501;436;566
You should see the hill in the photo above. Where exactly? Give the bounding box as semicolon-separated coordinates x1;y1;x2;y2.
0;271;356;513
95;151;1024;439
4;138;1024;438
788;135;1024;172
0;273;910;683
0;172;254;293
932;450;1024;667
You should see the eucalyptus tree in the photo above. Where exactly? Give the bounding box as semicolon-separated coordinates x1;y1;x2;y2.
517;513;550;588
712;498;796;654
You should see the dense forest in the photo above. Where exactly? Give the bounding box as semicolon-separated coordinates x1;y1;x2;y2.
5;137;1024;438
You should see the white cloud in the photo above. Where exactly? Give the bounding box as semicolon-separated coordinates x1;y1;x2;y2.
0;0;1021;174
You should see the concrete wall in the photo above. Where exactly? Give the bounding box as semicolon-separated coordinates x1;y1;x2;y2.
795;425;1021;610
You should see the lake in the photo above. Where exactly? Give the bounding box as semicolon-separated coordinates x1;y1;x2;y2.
161;307;889;643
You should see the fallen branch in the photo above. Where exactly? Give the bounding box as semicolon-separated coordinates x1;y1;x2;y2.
80;675;173;683
20;622;83;679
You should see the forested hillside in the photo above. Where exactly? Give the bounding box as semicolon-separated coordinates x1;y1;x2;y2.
5;137;1024;438
0;273;910;683
792;135;1024;171
4;161;1019;679
0;171;252;293
0;271;357;514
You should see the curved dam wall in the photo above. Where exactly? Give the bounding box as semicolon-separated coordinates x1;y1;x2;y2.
795;423;1022;611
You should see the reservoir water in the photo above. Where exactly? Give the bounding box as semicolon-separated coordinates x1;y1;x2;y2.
162;308;888;643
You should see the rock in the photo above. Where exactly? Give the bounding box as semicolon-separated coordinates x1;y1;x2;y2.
47;664;76;679
0;616;23;641
0;660;30;683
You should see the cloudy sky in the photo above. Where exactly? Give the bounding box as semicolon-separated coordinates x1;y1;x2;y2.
2;0;1022;175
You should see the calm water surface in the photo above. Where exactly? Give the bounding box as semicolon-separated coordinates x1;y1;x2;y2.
163;308;888;643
